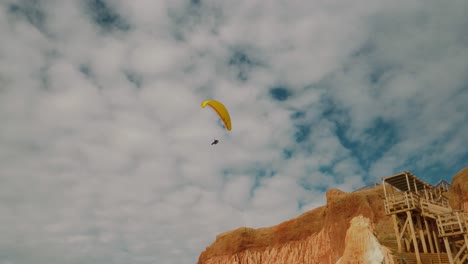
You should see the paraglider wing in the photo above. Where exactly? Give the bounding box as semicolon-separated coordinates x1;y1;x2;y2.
201;100;232;131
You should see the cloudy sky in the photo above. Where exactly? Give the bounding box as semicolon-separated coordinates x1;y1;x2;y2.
1;0;467;263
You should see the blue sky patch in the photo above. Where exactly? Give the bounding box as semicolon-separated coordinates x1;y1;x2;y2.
294;124;311;143
290;111;306;119
190;0;201;6
322;97;399;170
409;162;453;185
362;118;398;157
79;64;92;77
8;1;46;32
228;50;256;81
124;71;143;89
297;200;305;210
282;148;294;159
246;166;276;198
298;177;328;193
319;165;333;175
269;86;291;101
335;117;398;169
369;65;390;85
86;0;130;31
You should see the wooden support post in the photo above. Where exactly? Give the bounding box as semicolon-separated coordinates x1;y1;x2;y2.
383;178;387;199
405;172;411;191
424;217;435;253
416;215;428;253
392;214;402;252
407;211;422;264
463;234;468;263
456;212;464;233
399;216;410;251
432;230;441;254
443;237;455;264
453;241;467;263
405;192;409;208
405;236;411;252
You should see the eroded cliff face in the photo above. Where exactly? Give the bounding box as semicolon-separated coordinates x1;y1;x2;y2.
337;215;394;264
448;167;468;211
198;168;467;264
198;187;393;264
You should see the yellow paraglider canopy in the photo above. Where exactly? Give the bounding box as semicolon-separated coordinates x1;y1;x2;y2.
201;99;232;131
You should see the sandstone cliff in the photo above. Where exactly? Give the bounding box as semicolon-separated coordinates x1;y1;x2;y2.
448;167;468;211
198;187;393;264
336;215;394;264
198;167;467;264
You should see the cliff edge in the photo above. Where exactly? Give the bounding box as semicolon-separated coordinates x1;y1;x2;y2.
198;167;467;264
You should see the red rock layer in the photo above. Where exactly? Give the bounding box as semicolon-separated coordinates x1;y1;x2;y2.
198;167;467;264
198;187;391;264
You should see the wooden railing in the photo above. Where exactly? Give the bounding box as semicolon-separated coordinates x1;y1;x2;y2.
384;191;420;214
436;211;468;237
382;182;467;263
417;188;450;207
420;198;452;219
352;182;380;192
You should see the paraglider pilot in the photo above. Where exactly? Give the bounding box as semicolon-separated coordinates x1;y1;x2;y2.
211;139;219;145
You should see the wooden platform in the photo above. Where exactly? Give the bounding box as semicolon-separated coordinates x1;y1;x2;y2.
381;171;468;264
437;212;468;237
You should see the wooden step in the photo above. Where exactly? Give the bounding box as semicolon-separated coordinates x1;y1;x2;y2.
421;253;450;264
395;253;417;264
394;252;450;264
380;239;399;253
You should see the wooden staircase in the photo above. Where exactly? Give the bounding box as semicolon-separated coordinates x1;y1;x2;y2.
421;199;452;219
380;239;398;253
381;172;467;264
379;239;452;264
395;252;450;264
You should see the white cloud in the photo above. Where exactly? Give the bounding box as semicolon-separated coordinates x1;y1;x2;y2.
1;0;467;263
222;174;254;209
